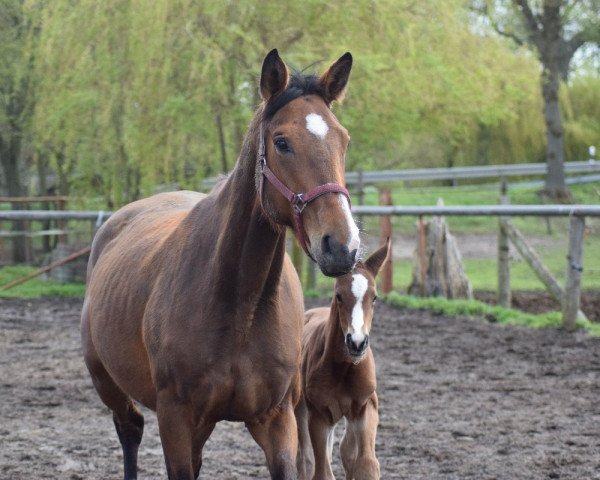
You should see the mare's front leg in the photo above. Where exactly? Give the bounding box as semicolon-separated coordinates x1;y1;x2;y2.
340;393;380;480
246;398;299;480
156;390;196;480
308;409;335;480
192;421;216;479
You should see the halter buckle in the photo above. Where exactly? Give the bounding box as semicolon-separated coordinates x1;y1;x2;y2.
292;193;307;214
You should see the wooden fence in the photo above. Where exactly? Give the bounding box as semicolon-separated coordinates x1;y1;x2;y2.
0;202;598;331
352;202;600;331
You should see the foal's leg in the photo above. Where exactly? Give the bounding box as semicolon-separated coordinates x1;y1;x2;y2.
82;328;144;480
340;394;380;480
246;399;299;480
295;396;315;480
308;410;335;480
156;390;195;480
339;418;357;479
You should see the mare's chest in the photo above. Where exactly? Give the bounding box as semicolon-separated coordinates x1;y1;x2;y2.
149;300;302;421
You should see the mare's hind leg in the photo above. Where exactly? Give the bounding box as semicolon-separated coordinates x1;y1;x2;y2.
246;398;298;480
340;393;380;480
83;349;144;480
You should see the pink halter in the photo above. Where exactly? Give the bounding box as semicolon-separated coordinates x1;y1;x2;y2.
257;125;351;262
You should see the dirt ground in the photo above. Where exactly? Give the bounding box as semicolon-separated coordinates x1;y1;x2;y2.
1;296;599;480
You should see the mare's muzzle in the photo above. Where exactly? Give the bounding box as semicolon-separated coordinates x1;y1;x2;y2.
316;236;357;277
345;333;369;357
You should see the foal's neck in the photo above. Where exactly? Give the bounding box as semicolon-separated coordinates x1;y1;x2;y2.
324;302;353;366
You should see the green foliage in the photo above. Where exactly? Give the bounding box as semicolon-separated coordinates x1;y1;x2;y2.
563;76;600;161
17;0;559;207
0;265;85;298
385;291;599;336
0;0;593;208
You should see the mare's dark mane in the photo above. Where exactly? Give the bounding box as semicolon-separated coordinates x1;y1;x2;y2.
264;73;325;120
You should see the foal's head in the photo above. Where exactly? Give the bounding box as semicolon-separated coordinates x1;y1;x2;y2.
333;240;390;362
256;49;360;277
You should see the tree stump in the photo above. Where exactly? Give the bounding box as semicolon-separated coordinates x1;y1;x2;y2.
408;207;472;299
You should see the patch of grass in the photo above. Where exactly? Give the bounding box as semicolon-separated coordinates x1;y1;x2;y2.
385;291;599;336
0;266;85;298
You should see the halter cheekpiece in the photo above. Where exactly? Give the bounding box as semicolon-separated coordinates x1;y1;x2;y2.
257;123;351;262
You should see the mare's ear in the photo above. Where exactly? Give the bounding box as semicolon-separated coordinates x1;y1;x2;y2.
364;237;391;277
260;49;289;102
319;52;353;105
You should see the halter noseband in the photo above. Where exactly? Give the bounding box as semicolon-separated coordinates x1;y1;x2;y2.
257;124;351;262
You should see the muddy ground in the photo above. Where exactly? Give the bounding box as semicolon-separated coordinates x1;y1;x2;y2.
1;296;599;479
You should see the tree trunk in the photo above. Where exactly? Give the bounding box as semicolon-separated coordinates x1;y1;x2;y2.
540;1;570;201
408;208;472;299
541;67;568;199
0;136;27;262
216;113;229;173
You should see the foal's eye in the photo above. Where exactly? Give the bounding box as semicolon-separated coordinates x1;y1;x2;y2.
274;137;290;153
336;293;343;303
373;295;378;304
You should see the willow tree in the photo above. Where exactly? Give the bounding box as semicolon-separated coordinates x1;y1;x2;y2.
27;0;546;207
478;0;600;200
0;0;36;261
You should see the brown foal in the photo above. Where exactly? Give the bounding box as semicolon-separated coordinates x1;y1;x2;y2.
81;49;359;480
296;240;390;480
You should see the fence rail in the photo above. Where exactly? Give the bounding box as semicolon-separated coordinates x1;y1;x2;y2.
352;205;600;217
199;160;600;189
2;204;600;222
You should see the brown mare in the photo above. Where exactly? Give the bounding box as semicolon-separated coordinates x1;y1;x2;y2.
296;240;390;480
81;49;360;480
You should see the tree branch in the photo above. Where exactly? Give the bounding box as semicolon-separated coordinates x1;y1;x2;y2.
471;1;525;46
512;0;542;48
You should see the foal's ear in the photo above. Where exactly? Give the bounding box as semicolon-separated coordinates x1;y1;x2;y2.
319;52;353;105
364;237;391;277
260;49;289;102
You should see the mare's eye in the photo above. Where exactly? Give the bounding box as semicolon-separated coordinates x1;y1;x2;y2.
274;137;290;153
336;293;343;303
373;295;378;304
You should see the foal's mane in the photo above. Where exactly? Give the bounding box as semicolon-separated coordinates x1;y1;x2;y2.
263;73;326;120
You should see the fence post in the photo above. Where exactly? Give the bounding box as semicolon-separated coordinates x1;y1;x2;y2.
497;180;511;308
417;215;427;297
562;215;585;331
357;169;364;230
379;188;393;294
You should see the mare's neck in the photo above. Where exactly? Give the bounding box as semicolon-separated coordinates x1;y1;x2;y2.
195;111;286;311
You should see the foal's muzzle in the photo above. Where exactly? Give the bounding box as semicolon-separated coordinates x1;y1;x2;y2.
345;333;369;357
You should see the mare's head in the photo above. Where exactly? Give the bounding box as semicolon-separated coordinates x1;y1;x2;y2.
332;239;390;362
256;49;360;277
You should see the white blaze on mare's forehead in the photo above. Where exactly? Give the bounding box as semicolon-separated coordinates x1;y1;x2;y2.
339;195;360;252
350;273;369;344
305;113;329;138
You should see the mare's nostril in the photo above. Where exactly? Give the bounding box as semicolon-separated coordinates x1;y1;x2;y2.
322;235;333;255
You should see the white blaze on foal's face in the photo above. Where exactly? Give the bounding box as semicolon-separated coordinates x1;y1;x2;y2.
349;273;369;344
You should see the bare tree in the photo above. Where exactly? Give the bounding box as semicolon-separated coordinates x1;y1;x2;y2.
479;0;600;200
